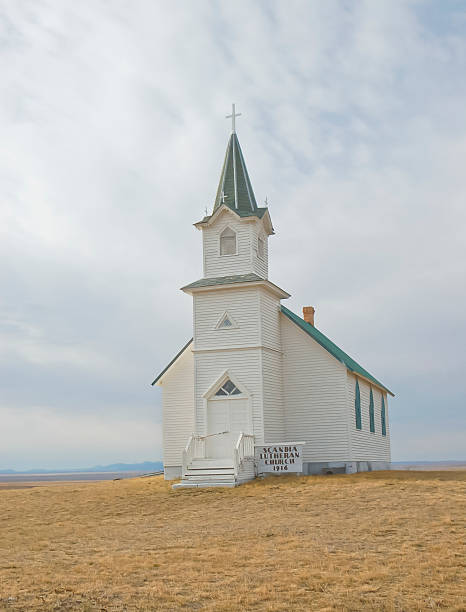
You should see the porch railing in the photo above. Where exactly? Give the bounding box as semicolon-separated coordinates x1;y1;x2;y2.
182;432;255;478
182;434;206;475
234;432;255;477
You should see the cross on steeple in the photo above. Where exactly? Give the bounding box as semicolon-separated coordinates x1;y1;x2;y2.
213;107;258;214
226;103;242;133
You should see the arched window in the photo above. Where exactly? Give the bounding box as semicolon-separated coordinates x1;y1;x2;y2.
220;227;236;256
369;388;375;433
355;379;362;430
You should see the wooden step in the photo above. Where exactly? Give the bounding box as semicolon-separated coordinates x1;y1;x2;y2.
189;459;234;469
173;481;237;489
186;467;235;474
184;471;236;479
184;471;235;478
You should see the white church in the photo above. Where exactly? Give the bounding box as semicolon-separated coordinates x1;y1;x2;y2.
152;108;393;487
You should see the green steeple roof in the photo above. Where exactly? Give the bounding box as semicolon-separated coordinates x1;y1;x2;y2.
213;132;258;214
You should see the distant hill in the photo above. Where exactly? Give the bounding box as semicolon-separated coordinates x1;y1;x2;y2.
392;460;465;466
0;461;163;474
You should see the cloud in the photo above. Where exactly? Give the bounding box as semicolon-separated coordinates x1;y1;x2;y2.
1;0;465;468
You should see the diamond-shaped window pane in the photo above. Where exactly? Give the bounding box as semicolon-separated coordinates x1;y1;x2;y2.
215;379;241;396
223;380;236;394
221;317;232;327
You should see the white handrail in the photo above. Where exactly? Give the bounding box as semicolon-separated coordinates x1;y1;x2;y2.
203;430;229;438
183;432;254;478
182;434;206;476
184;431;229;441
234;432;255;477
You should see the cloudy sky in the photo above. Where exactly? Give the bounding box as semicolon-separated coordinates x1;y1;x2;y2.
1;0;465;470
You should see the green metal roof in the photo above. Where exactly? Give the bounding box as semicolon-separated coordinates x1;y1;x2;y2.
151;338;193;386
281;306;394;396
182;273;263;290
213;133;258;214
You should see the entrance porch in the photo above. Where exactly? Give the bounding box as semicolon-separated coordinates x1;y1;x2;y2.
173;432;255;488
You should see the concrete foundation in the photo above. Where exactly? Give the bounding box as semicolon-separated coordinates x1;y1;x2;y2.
302;461;391;475
164;466;182;480
165;461;391;481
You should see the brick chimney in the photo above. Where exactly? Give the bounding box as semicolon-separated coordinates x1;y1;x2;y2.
302;306;315;326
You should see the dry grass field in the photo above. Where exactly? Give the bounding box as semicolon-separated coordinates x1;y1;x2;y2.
0;471;465;611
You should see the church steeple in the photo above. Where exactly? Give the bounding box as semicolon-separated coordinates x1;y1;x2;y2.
193;106;275;282
213;105;258;214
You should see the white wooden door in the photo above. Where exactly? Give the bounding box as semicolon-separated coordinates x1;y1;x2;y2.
229;399;249;436
206;398;249;458
207;399;229;457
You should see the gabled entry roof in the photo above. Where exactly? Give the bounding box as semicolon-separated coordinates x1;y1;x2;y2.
281;306;394;396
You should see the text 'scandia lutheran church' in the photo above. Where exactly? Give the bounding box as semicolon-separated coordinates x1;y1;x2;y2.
152;109;394;488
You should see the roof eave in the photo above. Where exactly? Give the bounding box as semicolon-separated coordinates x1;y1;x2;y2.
347;370;395;397
261;208;275;235
181;279;290;299
194;204;235;229
151;338;193;386
194;205;274;235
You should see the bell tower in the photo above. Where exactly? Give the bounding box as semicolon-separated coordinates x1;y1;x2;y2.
181;106;289;446
193;106;274;281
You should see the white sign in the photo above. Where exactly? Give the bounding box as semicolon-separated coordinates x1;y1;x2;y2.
255;443;305;473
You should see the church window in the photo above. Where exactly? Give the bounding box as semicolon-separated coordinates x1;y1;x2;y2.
215;311;238;330
381;395;387;436
220;227;236;255
258;237;265;259
355;379;362;430
215;379;241;396
369;388;375;433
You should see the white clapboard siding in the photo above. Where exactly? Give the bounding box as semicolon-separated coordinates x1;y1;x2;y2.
193;287;261;350
347;373;391;461
194;348;264;442
238;458;256;483
250;222;268;279
259;289;281;351
258;287;285;442
281;314;349;462
261;348;286;442
202;210;268;279
160;345;194;468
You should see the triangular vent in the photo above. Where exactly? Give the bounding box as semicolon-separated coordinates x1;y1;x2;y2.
215;311;238;330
